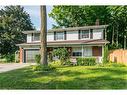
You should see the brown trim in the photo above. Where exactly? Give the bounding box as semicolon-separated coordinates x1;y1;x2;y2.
90;29;93;39
64;31;66;40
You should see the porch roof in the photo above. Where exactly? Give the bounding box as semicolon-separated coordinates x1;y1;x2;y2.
17;39;109;47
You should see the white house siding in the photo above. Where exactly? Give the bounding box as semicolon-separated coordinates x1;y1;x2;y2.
27;34;32;43
66;31;78;40
93;29;103;39
47;32;54;41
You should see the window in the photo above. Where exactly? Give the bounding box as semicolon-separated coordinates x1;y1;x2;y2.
56;32;64;40
80;30;89;39
72;47;82;57
83;47;92;57
33;33;40;41
72;52;82;56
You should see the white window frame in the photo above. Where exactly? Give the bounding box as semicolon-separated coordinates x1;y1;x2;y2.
56;32;64;40
33;33;40;42
83;47;92;57
80;30;90;39
72;47;82;57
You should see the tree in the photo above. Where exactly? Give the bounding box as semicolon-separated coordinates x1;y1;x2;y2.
49;6;110;28
49;6;127;49
0;6;34;55
40;6;48;66
108;6;127;49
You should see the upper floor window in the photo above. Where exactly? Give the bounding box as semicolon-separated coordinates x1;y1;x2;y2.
56;32;64;40
80;30;90;39
33;33;40;41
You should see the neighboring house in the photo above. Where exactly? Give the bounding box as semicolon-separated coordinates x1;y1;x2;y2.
17;24;109;63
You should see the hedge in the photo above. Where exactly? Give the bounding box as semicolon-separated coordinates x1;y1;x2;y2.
76;57;96;66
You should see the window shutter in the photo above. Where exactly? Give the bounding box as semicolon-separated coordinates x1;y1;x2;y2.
54;32;56;40
78;30;81;39
64;31;66;40
103;29;105;40
90;29;93;39
31;33;33;41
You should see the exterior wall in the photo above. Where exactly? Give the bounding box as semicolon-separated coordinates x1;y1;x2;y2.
26;29;104;42
93;29;103;39
47;32;54;41
66;31;79;40
27;34;32;43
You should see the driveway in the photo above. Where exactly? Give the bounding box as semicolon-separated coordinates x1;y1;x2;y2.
0;63;35;73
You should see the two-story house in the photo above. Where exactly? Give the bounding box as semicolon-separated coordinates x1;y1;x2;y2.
17;24;109;63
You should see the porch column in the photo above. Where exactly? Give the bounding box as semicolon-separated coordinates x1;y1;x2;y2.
82;45;83;58
102;45;104;59
19;47;23;63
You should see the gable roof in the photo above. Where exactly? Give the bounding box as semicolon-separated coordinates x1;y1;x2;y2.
22;25;108;34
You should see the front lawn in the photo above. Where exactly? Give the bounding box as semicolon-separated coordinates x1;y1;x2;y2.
0;66;127;89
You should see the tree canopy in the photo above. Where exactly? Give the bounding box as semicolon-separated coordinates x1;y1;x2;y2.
0;6;34;55
49;6;127;49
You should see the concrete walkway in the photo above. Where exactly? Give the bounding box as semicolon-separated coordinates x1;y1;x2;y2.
0;63;35;73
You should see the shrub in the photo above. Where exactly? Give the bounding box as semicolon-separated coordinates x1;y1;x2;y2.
48;53;53;62
103;45;109;64
52;48;69;65
64;59;72;66
32;64;56;71
5;54;15;62
35;54;41;64
76;57;96;66
50;60;62;68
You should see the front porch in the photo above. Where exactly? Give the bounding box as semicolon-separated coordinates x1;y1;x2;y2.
19;44;104;63
48;45;104;63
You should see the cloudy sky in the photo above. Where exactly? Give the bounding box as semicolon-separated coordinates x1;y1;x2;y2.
0;6;56;30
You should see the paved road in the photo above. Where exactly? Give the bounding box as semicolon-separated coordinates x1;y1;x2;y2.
0;63;35;73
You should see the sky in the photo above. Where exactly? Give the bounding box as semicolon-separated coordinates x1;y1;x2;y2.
0;6;56;30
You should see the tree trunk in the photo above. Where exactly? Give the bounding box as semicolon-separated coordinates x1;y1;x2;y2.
112;26;114;44
116;24;119;47
124;35;126;49
40;6;48;66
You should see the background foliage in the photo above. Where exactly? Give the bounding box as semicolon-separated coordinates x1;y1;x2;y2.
0;6;34;56
49;6;127;49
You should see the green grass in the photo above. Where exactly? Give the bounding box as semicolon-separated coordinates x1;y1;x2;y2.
0;66;127;89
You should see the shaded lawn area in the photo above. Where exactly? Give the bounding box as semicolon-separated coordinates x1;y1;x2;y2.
0;66;127;89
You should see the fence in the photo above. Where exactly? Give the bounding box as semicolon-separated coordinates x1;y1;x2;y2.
109;49;127;65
